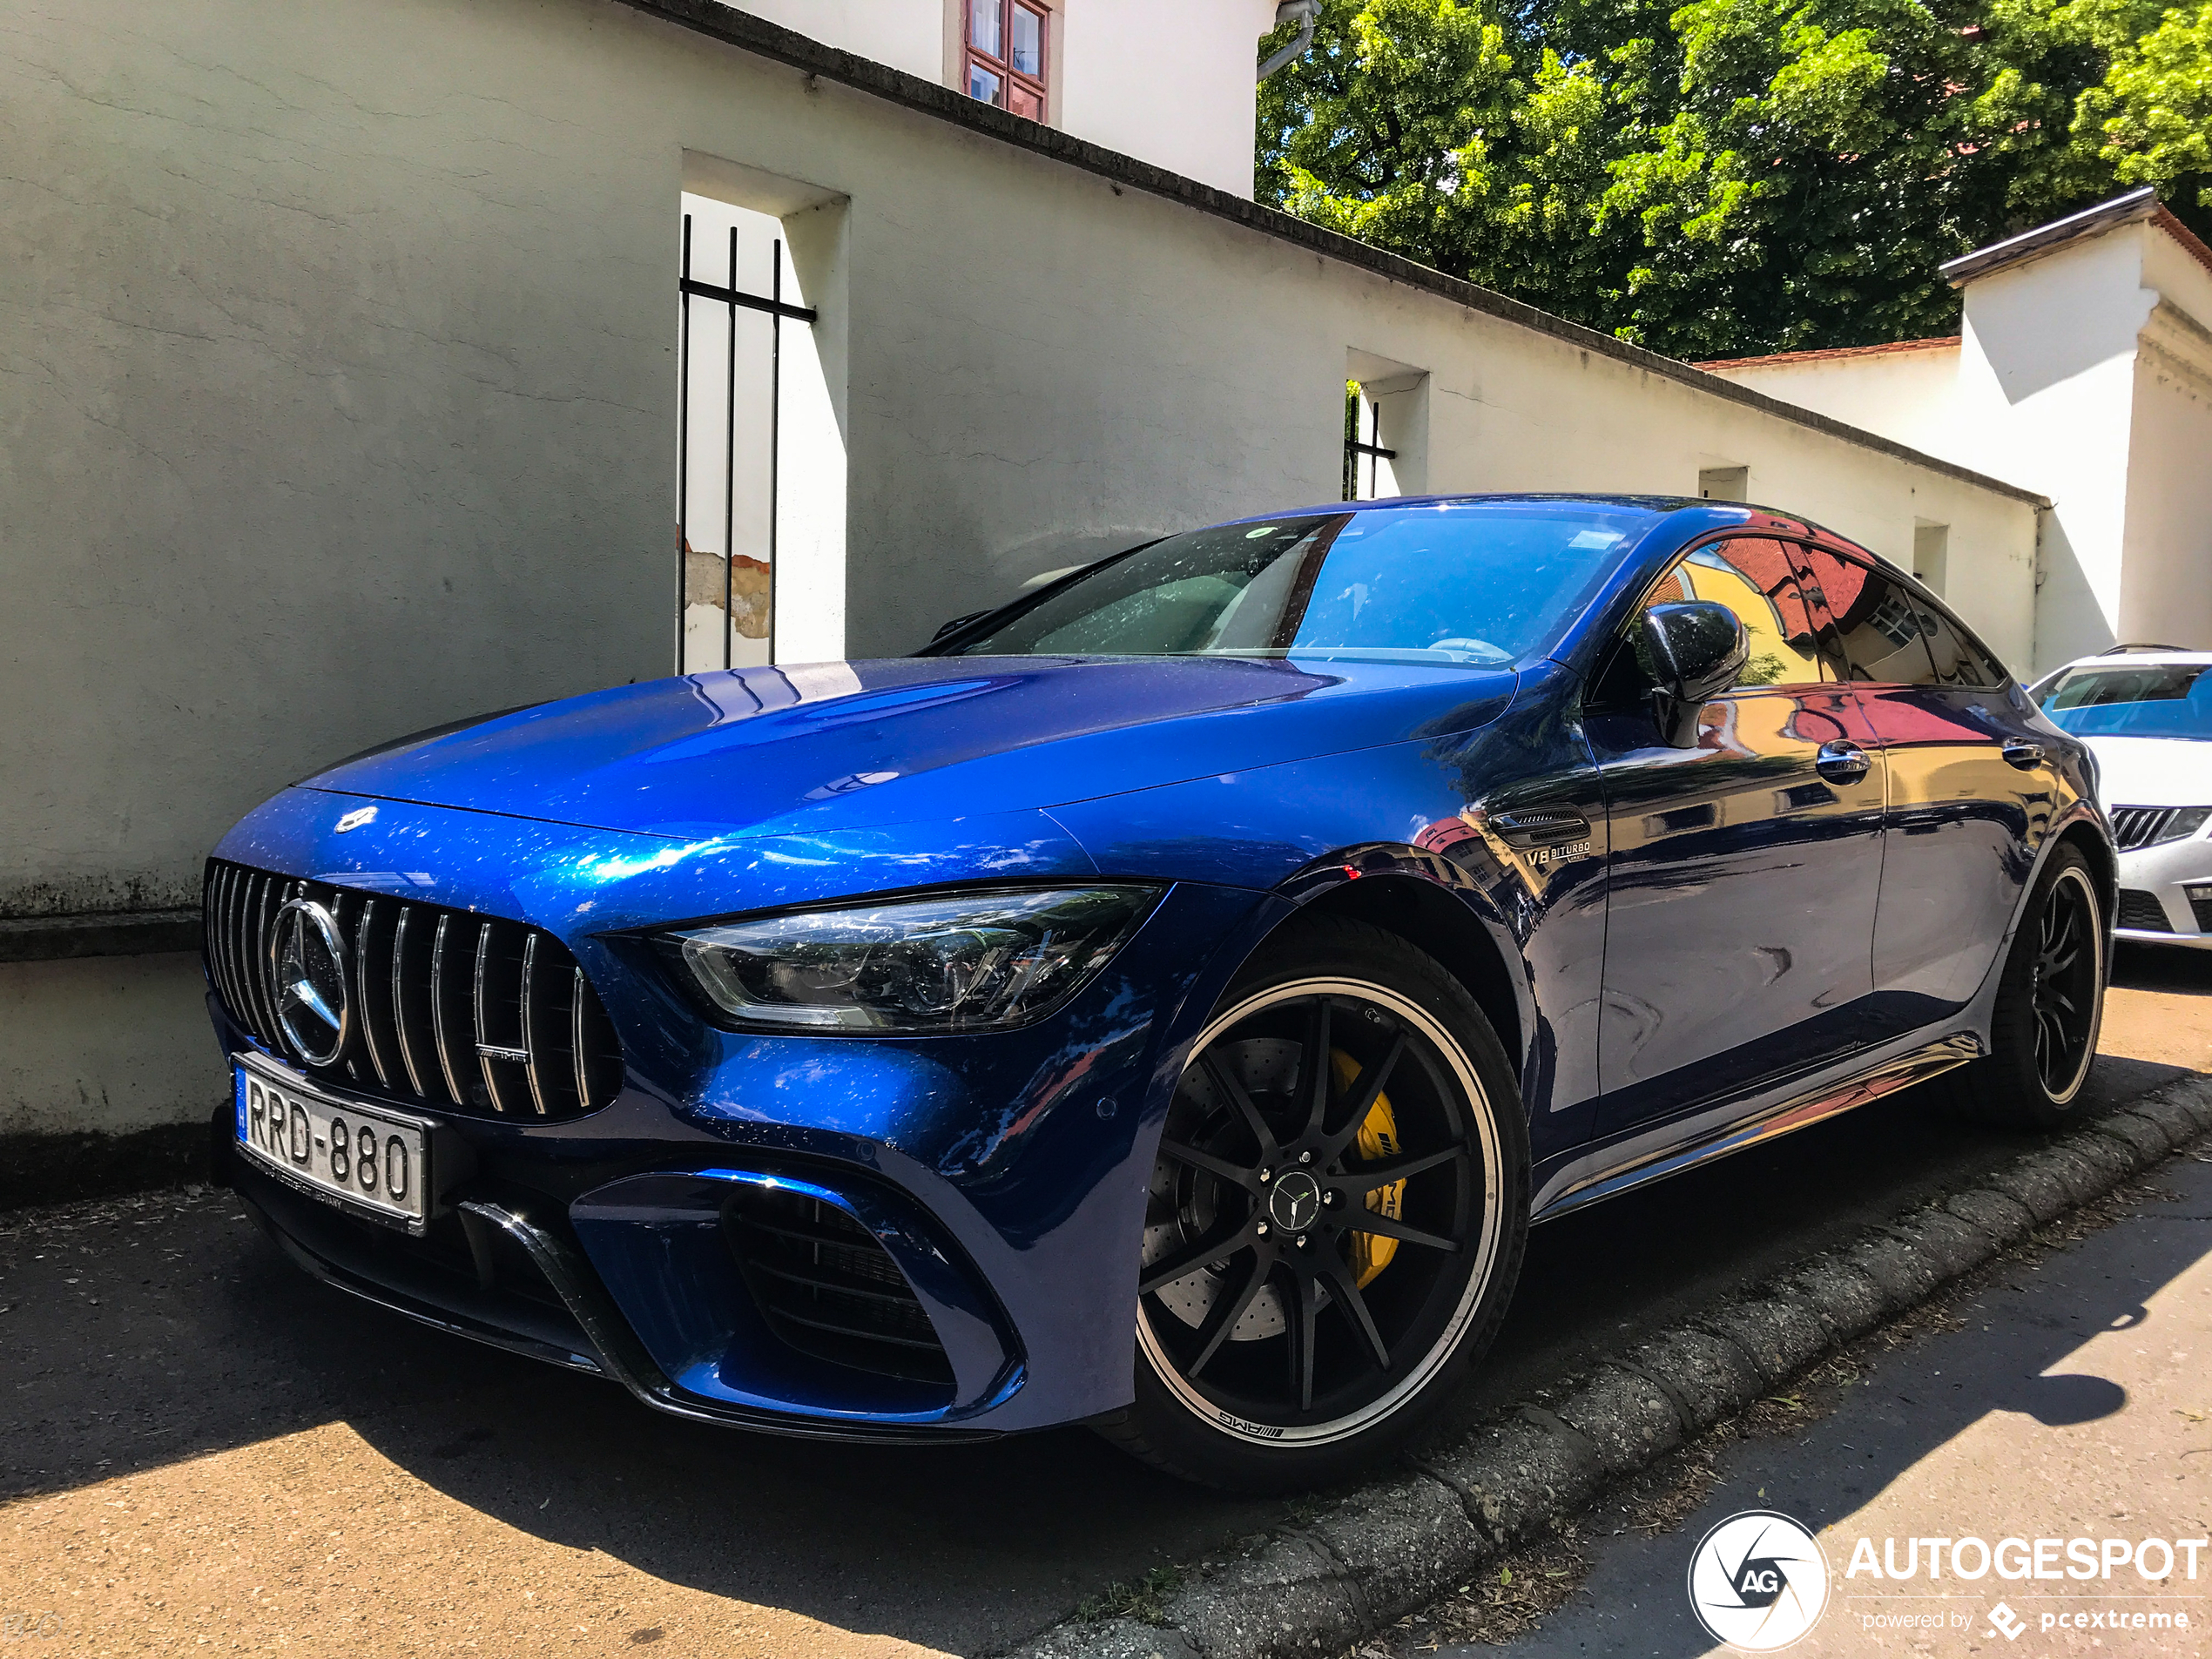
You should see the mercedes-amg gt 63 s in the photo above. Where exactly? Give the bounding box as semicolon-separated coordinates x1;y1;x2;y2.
205;496;2111;1489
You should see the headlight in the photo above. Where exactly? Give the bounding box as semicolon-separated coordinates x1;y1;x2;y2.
2150;807;2212;846
662;886;1161;1034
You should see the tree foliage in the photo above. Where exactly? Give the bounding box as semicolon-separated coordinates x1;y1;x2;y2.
1258;0;2212;358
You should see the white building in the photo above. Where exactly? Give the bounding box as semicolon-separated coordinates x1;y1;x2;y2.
1702;188;2212;671
0;0;2049;1168
734;0;1287;196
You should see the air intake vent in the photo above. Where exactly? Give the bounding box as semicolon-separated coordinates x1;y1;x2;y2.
2116;888;2172;933
203;859;623;1121
724;1186;954;1387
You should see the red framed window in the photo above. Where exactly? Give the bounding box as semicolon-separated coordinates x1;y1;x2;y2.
966;0;1048;121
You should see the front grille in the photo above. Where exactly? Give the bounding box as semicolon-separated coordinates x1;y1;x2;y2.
204;858;623;1121
2117;888;2173;933
2112;806;2180;850
724;1186;954;1387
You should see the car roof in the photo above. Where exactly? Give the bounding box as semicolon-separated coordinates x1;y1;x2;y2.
2048;651;2212;671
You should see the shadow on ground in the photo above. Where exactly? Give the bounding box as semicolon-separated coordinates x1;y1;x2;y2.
3;945;2206;1654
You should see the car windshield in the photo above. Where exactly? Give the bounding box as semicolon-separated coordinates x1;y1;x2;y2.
2038;663;2212;738
948;502;1656;668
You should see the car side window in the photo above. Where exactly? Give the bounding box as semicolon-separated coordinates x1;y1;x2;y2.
1912;590;2006;688
1586;536;1833;712
1654;538;1834;690
1790;547;1938;685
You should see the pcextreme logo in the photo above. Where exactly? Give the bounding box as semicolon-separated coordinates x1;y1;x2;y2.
1688;1510;1832;1650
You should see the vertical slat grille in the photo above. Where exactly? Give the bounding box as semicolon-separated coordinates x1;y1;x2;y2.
430;914;467;1106
2111;806;2176;851
519;933;550;1117
391;907;429;1097
200;858;623;1123
246;874;279;1043
354;899;391;1089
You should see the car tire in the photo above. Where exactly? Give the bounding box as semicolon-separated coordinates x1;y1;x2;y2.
1950;843;2106;1130
1094;913;1529;1492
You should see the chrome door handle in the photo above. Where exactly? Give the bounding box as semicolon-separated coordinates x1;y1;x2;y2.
2002;738;2046;770
1814;740;1871;782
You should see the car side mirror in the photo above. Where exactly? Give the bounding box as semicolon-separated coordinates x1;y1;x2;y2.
1641;601;1748;746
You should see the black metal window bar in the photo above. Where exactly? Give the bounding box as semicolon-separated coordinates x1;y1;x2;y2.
677;211;819;672
1343;383;1396;502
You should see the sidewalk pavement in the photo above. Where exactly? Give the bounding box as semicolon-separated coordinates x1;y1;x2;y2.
1406;1137;2212;1657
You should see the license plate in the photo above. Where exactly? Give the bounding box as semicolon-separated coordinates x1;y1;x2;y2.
235;1055;430;1228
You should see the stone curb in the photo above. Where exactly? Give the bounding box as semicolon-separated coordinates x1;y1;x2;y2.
1002;1076;2212;1659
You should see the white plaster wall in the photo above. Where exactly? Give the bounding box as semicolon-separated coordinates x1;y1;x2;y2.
0;958;225;1138
3;0;2035;1136
718;0;944;78
725;0;1277;196
1059;0;1278;197
2141;220;2212;335
2118;311;2212;651
1705;347;1966;463
1956;229;2154;667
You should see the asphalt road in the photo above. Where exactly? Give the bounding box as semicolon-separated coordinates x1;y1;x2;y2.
3;948;2209;1656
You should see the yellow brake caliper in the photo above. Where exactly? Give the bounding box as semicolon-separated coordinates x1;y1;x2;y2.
1331;1049;1406;1287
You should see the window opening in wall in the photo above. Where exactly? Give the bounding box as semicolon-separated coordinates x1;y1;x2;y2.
1698;466;1750;502
1344;381;1398;501
1913;523;1950;596
966;0;1049;120
678;195;818;673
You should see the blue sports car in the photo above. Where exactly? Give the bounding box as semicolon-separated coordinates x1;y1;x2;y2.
205;496;2110;1489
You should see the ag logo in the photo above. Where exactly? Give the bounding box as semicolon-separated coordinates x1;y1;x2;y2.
1686;1510;1830;1650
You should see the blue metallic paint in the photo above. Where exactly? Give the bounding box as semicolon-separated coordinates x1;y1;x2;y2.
570;1168;1022;1423
206;496;2107;1441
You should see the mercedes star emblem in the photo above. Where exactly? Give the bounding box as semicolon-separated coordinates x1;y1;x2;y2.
1267;1168;1324;1234
269;897;351;1066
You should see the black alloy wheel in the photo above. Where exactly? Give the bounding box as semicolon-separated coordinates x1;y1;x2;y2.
1101;914;1527;1491
1952;843;2106;1129
2029;862;2099;1098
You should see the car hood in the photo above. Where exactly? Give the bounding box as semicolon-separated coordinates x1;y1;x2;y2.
304;655;1518;840
2084;735;2212;809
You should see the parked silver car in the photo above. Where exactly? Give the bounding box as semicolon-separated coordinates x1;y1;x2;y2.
2032;648;2212;948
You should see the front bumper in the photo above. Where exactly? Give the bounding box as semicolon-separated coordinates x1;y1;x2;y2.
225;1139;1009;1441
2114;835;2212;948
204;849;1278;1440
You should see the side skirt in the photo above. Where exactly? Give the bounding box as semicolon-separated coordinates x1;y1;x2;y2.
1530;1031;1982;1224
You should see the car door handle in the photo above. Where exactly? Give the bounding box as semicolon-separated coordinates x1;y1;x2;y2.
2001;739;2046;770
1814;740;1871;782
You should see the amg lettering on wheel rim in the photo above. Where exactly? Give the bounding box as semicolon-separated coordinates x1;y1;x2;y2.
1136;978;1504;1447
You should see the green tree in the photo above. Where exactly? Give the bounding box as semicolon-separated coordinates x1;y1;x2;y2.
2084;3;2212;199
1257;0;2212;358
